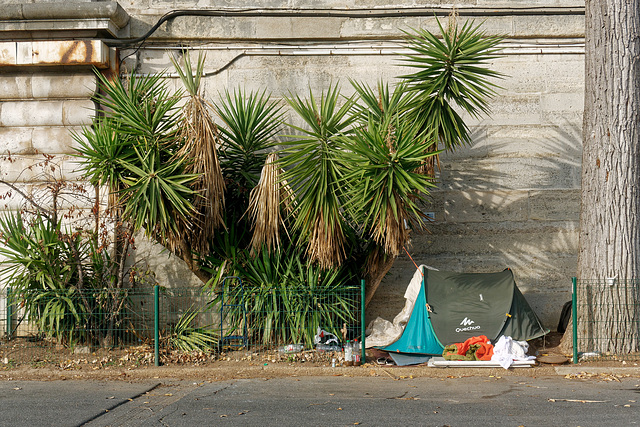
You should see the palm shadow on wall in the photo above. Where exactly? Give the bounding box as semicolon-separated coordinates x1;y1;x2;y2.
370;118;583;326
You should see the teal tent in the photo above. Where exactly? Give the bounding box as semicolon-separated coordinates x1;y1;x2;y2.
379;267;547;355
379;274;445;355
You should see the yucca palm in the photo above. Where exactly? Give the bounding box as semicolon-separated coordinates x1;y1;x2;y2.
211;88;286;258
342;115;438;257
76;71;197;241
401;18;505;151
215;88;284;195
280;84;357;269
340;19;503;305
342;19;503;257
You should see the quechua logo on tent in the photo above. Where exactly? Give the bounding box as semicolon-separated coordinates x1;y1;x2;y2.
457;317;481;332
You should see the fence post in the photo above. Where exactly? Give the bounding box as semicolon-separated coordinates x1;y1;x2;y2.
360;278;365;364
6;287;12;339
572;277;578;364
154;284;160;367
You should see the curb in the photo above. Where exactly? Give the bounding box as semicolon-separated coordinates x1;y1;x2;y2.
555;366;640;376
3;362;640;382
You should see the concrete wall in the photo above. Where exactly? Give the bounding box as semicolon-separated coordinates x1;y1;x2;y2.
372;51;584;329
0;1;586;331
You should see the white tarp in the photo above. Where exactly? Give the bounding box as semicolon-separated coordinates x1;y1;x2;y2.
365;265;435;348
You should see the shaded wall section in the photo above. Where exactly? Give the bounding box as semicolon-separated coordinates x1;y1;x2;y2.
369;52;583;329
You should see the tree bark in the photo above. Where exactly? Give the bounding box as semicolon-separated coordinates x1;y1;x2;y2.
364;252;397;308
565;0;640;354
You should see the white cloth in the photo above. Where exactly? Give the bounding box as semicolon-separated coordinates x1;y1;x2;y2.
491;335;536;369
365;265;437;348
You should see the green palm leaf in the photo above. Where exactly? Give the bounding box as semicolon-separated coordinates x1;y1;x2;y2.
400;18;505;150
118;144;197;238
341;115;438;255
280;83;356;268
215;88;284;191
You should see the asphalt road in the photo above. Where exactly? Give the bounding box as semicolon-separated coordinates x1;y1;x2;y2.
4;375;637;427
0;380;158;427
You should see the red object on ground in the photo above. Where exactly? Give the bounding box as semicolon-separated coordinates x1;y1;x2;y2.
453;335;494;361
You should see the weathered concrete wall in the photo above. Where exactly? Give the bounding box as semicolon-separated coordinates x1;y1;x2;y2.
371;50;584;329
0;1;586;331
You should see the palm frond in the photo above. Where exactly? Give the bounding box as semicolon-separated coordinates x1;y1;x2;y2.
247;153;295;254
171;52;226;254
280;83;355;269
117;145;197;239
400;18;505;150
215;88;284;192
342;115;438;255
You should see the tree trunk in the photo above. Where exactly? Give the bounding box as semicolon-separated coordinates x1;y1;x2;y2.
566;0;640;354
364;252;396;308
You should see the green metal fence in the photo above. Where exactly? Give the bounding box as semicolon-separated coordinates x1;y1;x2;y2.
0;278;365;367
572;277;640;363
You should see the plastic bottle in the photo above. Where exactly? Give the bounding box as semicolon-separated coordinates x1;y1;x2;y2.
344;340;353;366
316;343;342;352
279;344;303;354
352;340;361;365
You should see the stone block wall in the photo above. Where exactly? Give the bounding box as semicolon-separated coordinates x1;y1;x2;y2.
0;1;586;331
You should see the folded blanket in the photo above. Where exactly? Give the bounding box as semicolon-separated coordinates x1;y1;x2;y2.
443;344;475;361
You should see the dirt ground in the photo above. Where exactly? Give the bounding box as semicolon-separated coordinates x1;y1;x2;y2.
1;332;637;382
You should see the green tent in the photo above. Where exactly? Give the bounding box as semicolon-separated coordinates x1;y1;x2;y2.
380;267;547;355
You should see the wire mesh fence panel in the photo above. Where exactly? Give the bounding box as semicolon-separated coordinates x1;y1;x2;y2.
0;287;218;366
575;279;640;361
157;286;220;354
217;278;362;354
0;281;363;367
0;287;151;366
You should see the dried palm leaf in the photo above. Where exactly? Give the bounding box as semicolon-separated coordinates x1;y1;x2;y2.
247;153;286;253
171;52;226;254
306;210;346;270
370;194;410;257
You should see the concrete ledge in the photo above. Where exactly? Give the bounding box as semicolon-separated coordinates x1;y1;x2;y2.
0;2;129;29
0;40;111;68
0;1;130;38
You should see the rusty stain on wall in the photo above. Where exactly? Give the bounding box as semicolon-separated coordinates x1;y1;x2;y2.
0;40;110;68
0;42;17;65
59;40;94;64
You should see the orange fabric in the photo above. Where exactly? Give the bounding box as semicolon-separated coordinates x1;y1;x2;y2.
456;335;491;355
474;342;494;361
